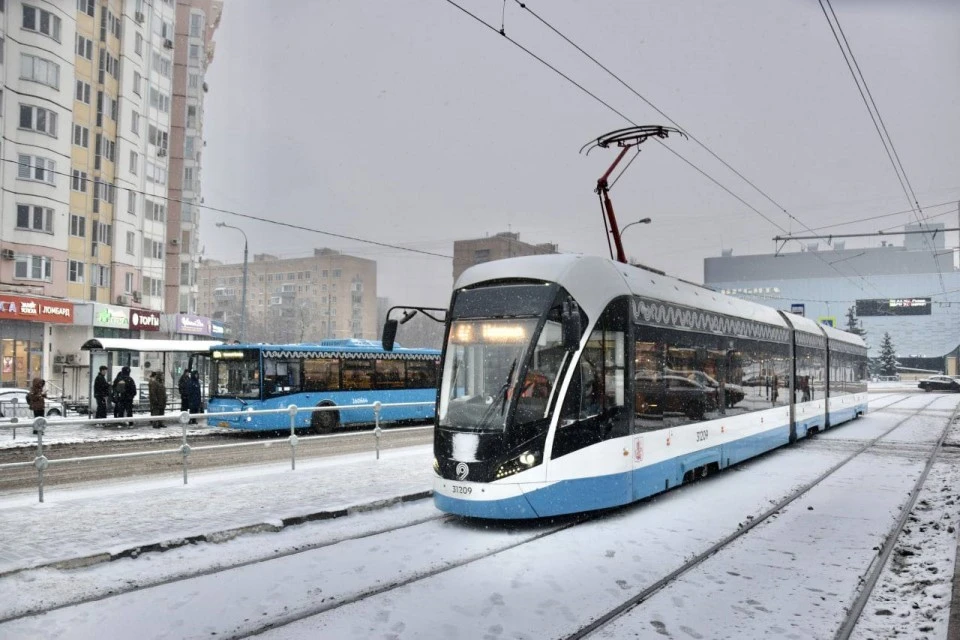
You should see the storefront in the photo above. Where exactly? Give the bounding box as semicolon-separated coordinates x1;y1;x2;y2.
0;294;74;388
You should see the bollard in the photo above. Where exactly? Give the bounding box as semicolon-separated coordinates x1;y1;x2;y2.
33;416;48;503
11;397;19;439
373;401;382;460
288;404;299;471
179;411;191;485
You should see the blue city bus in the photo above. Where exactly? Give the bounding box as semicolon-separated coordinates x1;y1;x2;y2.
207;339;440;432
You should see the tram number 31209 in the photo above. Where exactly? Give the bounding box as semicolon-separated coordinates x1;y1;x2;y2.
696;430;709;442
451;485;472;495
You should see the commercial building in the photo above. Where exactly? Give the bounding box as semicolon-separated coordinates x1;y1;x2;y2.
452;232;558;282
704;223;960;374
0;1;222;396
197;249;379;344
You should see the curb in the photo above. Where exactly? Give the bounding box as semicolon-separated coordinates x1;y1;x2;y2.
0;489;433;578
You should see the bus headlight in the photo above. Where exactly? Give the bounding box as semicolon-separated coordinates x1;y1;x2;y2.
495;449;542;480
245;407;254;422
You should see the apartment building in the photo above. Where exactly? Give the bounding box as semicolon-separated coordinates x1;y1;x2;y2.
197;249;379;344
452;232;558;282
0;1;222;392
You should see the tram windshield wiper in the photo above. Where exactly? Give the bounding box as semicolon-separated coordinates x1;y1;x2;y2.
477;358;517;429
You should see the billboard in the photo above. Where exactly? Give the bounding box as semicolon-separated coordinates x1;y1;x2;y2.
855;298;931;317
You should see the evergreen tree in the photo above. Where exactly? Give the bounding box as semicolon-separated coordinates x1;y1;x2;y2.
877;332;898;377
844;305;866;339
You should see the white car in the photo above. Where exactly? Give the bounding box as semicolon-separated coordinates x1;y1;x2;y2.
0;388;65;418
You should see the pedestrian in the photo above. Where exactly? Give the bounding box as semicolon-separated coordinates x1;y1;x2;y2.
113;366;137;426
26;377;46;434
186;370;203;425
94;365;110;423
149;371;168;428
771;373;779;405
178;368;191;412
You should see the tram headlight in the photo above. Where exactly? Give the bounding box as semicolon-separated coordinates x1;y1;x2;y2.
433;457;440;475
494;449;542;480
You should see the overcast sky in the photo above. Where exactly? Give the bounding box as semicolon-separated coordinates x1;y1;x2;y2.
199;0;960;308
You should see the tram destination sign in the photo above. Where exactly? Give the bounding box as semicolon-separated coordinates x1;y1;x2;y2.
855;298;931;317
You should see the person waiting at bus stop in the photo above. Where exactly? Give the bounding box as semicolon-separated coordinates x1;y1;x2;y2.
94;366;110;422
186;370;203;424
26;378;46;434
178;369;192;412
149;371;168;428
112;366;136;426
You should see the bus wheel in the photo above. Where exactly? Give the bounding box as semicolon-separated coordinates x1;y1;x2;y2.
311;404;339;434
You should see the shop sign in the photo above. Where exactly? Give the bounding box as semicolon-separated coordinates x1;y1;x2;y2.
176;314;212;336
130;309;161;331
94;304;130;329
0;294;74;324
210;321;226;337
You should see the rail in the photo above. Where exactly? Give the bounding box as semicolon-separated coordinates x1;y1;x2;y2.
0;401;434;503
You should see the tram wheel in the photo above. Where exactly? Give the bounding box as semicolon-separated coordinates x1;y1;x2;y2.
311;405;339;434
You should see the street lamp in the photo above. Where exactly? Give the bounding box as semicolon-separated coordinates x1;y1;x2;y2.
620;217;652;236
215;222;248;342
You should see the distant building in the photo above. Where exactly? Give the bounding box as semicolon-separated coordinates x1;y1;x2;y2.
704;223;960;374
197;249;378;343
452;232;558;282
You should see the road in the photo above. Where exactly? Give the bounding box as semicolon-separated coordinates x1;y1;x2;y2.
0;427;433;491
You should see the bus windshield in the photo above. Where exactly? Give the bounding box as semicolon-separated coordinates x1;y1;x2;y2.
211;350;260;400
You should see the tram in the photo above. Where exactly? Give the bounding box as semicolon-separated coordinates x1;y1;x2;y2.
424;253;868;519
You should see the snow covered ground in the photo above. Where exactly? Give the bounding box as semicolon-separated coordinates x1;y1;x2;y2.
0;393;956;639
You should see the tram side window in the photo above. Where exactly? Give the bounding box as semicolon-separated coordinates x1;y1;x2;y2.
406;360;438;389
342;359;374;391
375;359;405;389
795;346;825;402
633;326;791;432
304;358;340;392
264;358;302;397
553;298;629;460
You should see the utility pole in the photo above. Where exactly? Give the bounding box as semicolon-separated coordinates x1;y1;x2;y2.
216;222;248;341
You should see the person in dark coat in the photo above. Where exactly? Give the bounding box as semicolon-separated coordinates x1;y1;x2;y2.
113;366;136;426
186;370;203;424
149;371;168;428
178;369;192;412
26;377;46;434
94;366;110;421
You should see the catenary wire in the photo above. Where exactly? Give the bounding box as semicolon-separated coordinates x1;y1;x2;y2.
443;0;878;294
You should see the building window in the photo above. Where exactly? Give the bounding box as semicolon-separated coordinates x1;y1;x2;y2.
70;214;86;237
128;190;137;215
145;161;167;185
75;80;91;104
125;272;134;294
152;51;172;78
133;72;142;96
135;32;143;56
20;54;60;89
94;265;110;288
129;150;138;175
126;231;136;255
68;260;85;283
185;136;196;158
183;167;194;190
149;87;170;113
22;5;61;41
76;34;93;59
71;169;88;192
190;13;204;37
333;269;342;278
73;124;89;147
186;105;197;128
189;44;200;62
14;255;52;281
17;155;55;185
78;0;95;18
148;124;168;150
16;204;53;233
131;111;140;135
19;104;58;136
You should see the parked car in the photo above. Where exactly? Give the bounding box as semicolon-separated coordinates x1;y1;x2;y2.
917;375;960;393
635;374;713;419
670;370;746;408
0;388;65;418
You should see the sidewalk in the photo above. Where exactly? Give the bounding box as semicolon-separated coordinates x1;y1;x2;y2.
0;444;433;576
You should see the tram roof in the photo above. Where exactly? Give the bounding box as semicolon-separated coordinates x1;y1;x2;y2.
456;254;791;329
81;338;223;353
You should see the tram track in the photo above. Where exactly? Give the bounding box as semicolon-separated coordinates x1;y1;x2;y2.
560;395;948;640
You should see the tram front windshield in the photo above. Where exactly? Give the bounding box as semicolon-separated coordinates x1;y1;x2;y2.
438;282;567;432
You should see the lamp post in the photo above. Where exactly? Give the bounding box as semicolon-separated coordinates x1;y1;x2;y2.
215;222;248;342
620;217;652;236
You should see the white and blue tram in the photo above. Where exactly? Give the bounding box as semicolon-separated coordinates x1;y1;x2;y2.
430;254;868;519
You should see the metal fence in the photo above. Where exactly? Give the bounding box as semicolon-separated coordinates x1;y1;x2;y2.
0;401;434;503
